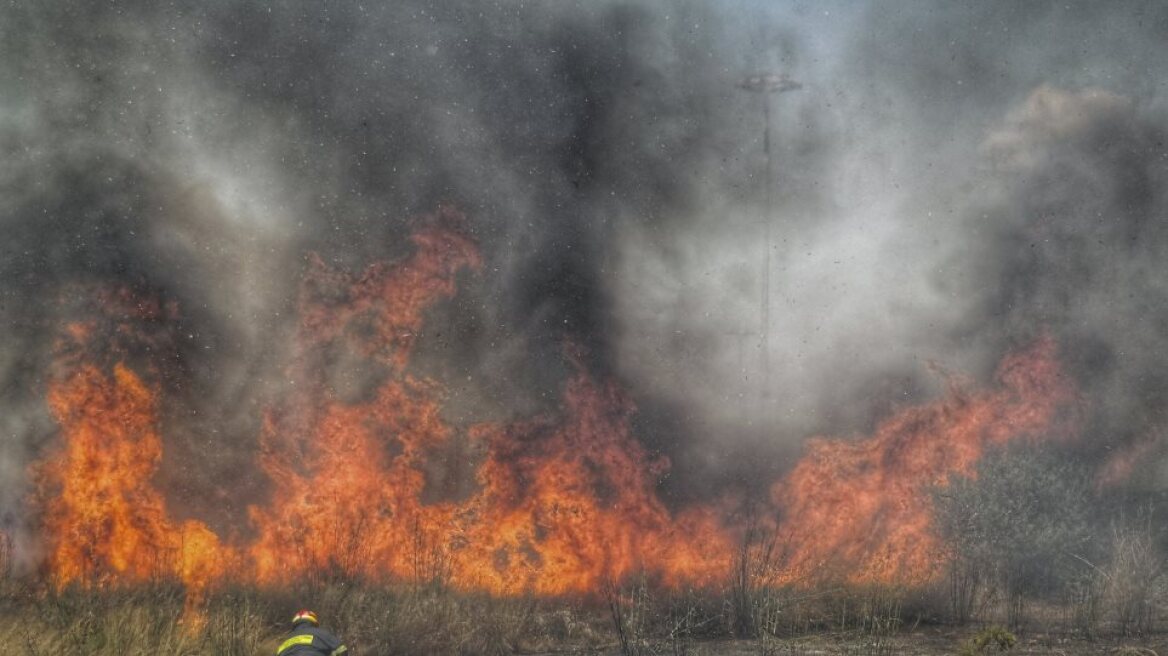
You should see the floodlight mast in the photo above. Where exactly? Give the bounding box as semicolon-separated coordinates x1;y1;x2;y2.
738;73;800;402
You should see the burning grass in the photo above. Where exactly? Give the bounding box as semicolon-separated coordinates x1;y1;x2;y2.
27;217;1081;599
20;213;1158;654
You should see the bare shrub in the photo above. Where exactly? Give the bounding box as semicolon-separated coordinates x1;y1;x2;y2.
408;512;452;590
934;445;1094;628
0;532;11;581
946;547;983;625
730;517;761;637
1104;512;1165;636
657;587;721;655
605;575;652;656
730;507;789;638
1062;571;1104;638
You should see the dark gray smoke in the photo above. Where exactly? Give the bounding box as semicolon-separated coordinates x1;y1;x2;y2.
2;0;1167;559
613;1;1168;491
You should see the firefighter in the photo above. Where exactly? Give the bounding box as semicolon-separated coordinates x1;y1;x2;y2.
276;609;348;655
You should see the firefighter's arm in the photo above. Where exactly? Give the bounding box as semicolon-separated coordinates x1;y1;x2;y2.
324;631;348;655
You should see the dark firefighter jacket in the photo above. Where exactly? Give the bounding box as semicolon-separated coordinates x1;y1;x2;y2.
276;623;348;656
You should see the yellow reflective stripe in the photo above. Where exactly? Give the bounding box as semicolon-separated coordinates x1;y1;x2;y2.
277;634;315;654
331;647;348;656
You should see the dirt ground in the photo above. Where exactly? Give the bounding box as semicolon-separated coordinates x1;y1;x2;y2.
574;630;1167;655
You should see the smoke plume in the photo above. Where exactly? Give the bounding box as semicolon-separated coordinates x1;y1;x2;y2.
2;0;1167;561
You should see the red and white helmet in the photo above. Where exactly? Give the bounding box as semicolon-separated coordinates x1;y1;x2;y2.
291;609;319;626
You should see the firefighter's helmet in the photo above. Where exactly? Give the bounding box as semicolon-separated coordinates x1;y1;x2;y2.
291;609;320;626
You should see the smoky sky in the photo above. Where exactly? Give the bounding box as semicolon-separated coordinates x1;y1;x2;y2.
2;0;1168;538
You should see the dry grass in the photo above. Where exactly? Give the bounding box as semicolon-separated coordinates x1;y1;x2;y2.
1;575;1167;655
0;577;616;656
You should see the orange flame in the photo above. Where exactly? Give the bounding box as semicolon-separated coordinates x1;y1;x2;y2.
247;208;481;584
248;208;729;593
38;359;226;602
455;360;733;594
769;336;1077;584
32;210;1085;602
1095;431;1160;490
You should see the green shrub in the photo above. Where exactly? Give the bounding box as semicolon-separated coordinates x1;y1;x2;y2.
957;625;1016;654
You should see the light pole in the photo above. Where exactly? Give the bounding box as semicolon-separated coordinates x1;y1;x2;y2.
738;73;800;401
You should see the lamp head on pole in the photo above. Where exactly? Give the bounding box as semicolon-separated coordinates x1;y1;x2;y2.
738;73;801;94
